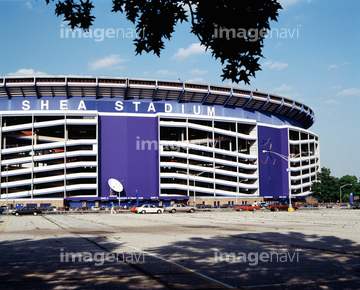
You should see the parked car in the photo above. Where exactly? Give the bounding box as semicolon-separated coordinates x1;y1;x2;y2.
45;206;57;212
196;204;214;211
266;203;298;211
13;206;42;216
235;205;260;211
135;204;164;214
91;206;100;211
75;207;89;211
0;205;6;214
165;204;196;213
253;202;267;208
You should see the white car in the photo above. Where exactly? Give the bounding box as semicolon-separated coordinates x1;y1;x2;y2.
135;204;164;214
91;206;100;211
165;204;196;213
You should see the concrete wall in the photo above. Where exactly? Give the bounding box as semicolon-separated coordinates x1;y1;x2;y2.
1;199;64;209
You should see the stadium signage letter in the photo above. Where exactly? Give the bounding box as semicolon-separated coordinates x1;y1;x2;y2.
19;100;215;116
21;100;87;111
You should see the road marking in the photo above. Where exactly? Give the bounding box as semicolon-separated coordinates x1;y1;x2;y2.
0;216;10;234
108;238;235;289
45;215;75;228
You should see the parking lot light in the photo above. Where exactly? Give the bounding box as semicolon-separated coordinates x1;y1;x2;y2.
340;184;352;203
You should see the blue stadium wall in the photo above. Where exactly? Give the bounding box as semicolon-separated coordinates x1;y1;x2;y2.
99;115;159;201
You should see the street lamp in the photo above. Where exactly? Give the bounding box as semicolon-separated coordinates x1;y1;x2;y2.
176;170;209;207
262;150;293;212
192;170;209;207
6;164;9;211
339;184;352;203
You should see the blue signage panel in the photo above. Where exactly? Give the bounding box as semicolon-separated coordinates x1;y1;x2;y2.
99;115;159;200
0;97;302;128
258;125;289;199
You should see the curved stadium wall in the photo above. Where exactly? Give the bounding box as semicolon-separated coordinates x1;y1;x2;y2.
0;76;320;207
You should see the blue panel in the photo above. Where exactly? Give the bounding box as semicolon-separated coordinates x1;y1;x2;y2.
258;126;289;199
69;201;82;207
99;115;159;201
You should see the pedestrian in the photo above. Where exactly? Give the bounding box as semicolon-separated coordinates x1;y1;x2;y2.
111;202;116;214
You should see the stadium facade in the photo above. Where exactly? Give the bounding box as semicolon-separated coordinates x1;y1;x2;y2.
0;76;320;208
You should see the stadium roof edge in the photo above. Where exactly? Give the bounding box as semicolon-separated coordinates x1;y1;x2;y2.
0;76;315;129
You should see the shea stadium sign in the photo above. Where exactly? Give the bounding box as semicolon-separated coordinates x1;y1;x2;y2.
4;98;217;116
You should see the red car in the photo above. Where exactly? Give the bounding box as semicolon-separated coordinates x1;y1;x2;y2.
266;203;298;211
235;205;260;211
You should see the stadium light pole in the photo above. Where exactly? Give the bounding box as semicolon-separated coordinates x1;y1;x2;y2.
192;170;209;207
262;150;293;212
6;164;9;211
340;184;352;203
178;169;213;207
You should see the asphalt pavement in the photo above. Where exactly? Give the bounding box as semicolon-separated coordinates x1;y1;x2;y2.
0;209;359;289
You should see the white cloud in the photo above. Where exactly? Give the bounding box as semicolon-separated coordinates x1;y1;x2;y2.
24;2;32;9
156;69;175;76
186;77;206;83
336;88;360;97
8;68;49;76
88;54;128;70
278;0;312;9
272;84;293;93
190;69;207;75
262;60;288;70
325;100;339;105
330;85;340;90
171;43;207;61
279;0;300;8
328;64;337;70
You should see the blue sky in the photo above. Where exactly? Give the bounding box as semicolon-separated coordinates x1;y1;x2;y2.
0;0;359;178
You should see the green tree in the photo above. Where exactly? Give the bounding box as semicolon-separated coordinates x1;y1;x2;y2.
45;0;282;84
310;167;339;203
339;175;358;202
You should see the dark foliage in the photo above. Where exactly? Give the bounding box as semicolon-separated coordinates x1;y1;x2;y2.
46;0;282;84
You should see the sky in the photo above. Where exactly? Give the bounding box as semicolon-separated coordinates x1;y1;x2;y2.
0;0;359;179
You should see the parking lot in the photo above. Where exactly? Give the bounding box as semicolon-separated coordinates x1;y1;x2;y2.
0;210;359;289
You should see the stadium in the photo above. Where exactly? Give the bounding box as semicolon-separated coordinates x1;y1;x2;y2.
0;76;320;209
